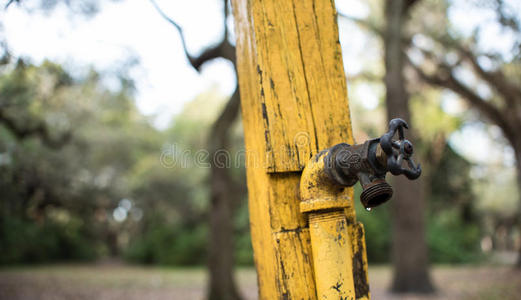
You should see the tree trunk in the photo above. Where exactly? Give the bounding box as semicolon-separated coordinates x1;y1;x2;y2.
384;0;435;293
512;145;521;268
207;89;243;300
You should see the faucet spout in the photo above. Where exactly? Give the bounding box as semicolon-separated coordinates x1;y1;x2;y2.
359;176;393;209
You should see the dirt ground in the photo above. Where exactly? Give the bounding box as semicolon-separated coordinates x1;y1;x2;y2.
0;264;520;300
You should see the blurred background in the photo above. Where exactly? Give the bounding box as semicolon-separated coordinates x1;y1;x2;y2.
0;0;520;299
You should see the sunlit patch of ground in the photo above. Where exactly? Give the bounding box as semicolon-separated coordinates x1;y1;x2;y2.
0;264;520;300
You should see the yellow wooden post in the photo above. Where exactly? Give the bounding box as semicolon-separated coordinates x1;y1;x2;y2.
231;0;370;299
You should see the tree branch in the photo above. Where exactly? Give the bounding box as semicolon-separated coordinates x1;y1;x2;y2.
149;0;235;71
458;46;521;105
5;0;19;9
209;87;240;148
424;33;521;105
337;12;384;37
494;0;521;34
406;53;517;143
148;0;194;63
0;109;71;149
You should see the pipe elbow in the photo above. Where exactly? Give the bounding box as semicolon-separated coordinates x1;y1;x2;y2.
299;149;352;214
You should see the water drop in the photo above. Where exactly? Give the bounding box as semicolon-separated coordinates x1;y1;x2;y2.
366;207;372;212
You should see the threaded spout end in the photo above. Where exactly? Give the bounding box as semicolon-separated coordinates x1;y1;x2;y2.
360;179;393;209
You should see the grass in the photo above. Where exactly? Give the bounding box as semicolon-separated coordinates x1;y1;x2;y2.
0;264;519;300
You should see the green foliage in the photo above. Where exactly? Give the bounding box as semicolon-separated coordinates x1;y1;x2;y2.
0;59;160;265
355;143;483;264
429;144;475;216
427;210;483;264
124;220;208;266
427;145;483;263
235;233;254;266
0;215;98;265
357;203;483;265
234;201;254;266
122;89;253;267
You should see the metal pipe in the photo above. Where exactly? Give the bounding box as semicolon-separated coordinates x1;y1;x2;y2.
300;149;369;299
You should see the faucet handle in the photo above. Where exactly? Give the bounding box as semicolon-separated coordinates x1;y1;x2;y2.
379;118;421;180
